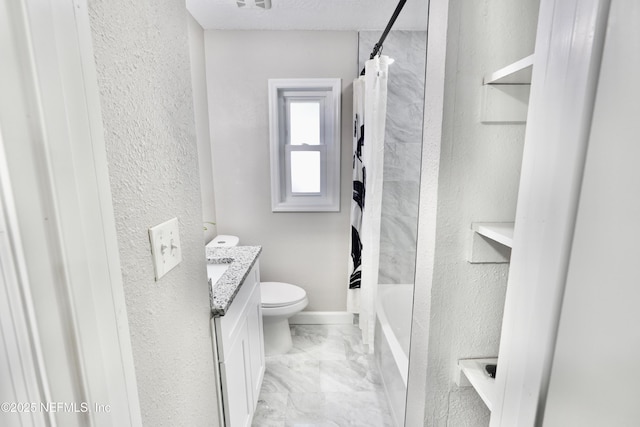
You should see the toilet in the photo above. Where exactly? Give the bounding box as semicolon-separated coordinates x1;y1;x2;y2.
207;235;308;356
261;281;308;355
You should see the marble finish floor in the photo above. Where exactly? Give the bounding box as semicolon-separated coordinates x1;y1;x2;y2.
252;324;395;427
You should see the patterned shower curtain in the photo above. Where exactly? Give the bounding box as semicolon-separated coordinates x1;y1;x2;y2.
348;77;365;301
347;55;393;349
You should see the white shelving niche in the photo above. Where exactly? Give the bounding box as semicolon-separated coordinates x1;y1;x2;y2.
456;358;499;411
463;223;514;404
473;222;514;248
468;222;515;264
483;54;533;85
461;224;514;409
463;57;529;410
481;54;533;123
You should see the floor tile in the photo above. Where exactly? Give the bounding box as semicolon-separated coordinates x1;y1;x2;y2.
284;393;332;427
262;359;321;394
324;392;395;427
253;324;395;427
290;325;348;361
343;333;368;359
252;393;287;427
319;357;382;393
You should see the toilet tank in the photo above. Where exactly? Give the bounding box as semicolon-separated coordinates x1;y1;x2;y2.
206;235;240;249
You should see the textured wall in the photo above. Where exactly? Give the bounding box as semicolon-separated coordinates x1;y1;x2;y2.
203;30;357;312
188;15;218;244
88;1;220;426
413;0;540;425
358;31;427;285
187;0;429;31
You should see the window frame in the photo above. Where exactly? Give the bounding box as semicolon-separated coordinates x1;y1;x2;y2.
268;78;341;212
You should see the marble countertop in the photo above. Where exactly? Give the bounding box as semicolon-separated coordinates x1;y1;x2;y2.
206;245;262;317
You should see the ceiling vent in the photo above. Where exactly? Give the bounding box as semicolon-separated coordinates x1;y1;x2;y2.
236;0;271;9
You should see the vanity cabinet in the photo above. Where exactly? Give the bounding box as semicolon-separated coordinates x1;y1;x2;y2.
213;262;265;427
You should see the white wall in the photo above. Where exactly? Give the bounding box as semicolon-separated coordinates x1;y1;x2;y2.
543;1;640;424
412;0;539;425
204;30;357;311
188;15;218;244
88;1;220;425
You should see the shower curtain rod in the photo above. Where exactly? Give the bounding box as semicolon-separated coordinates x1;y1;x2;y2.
359;0;408;76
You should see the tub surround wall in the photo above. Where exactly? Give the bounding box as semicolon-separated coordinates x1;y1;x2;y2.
358;31;427;285
203;30;357;312
188;16;217;243
88;1;220;425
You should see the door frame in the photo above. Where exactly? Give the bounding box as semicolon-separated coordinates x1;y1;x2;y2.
491;0;611;425
0;0;142;425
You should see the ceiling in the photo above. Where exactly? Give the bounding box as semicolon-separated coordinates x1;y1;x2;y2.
186;0;429;31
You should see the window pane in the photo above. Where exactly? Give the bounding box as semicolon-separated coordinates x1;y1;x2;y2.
290;102;320;145
291;151;321;193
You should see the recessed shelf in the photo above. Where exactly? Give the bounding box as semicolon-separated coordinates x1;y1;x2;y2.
483;55;534;85
457;358;498;411
472;222;514;248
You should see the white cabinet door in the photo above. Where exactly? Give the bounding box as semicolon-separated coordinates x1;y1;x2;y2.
246;282;265;407
219;318;253;427
214;260;265;426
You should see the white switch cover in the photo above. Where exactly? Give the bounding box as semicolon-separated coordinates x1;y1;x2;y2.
149;217;182;280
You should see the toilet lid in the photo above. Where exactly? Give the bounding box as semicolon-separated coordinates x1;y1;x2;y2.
261;282;307;308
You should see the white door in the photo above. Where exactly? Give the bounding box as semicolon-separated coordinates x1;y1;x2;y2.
0;150;50;427
543;1;640;425
489;0;615;425
0;0;141;425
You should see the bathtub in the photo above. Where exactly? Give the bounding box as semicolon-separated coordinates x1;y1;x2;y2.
375;284;414;427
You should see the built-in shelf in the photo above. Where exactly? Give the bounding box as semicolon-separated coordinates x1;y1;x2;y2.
472;222;514;248
457;358;498;411
483;55;534;85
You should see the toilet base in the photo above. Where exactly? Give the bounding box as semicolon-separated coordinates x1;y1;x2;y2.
263;317;293;356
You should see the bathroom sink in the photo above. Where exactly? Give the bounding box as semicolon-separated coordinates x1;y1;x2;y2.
207;262;230;288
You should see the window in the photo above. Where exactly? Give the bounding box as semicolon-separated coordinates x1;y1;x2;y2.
268;79;341;212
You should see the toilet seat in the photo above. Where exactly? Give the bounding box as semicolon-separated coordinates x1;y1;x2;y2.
261;282;307;308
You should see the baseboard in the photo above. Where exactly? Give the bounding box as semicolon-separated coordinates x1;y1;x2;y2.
289;311;354;325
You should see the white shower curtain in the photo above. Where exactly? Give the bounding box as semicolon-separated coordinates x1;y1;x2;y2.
348;55;393;350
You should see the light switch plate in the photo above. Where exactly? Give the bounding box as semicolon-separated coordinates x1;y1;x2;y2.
149;217;182;280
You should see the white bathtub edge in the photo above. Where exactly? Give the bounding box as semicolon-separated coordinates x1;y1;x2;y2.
376;285;411;387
